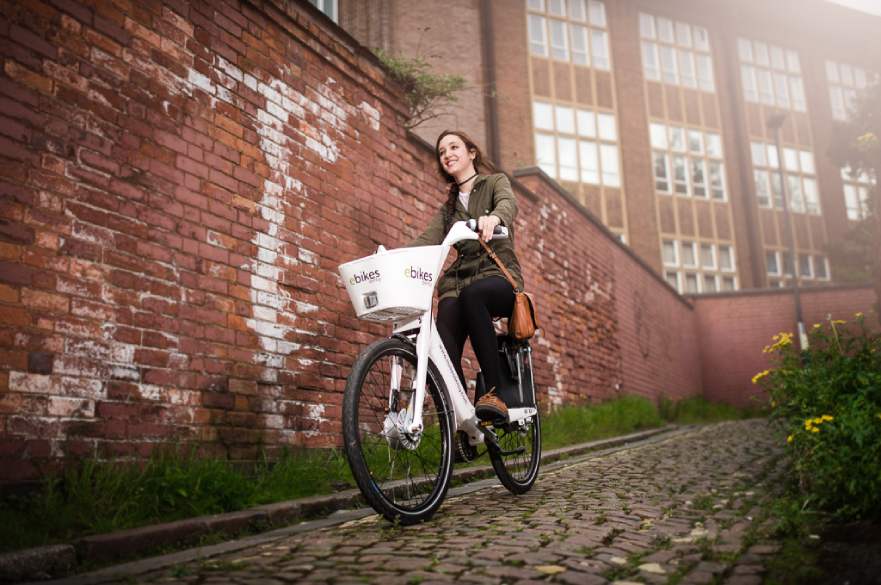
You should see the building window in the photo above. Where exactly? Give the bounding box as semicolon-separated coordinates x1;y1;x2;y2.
527;0;611;70
662;239;737;294
650;122;726;200
766;250;830;283
750;141;820;215
534;101;620;187
738;38;805;112
308;0;338;22
639;13;713;91
826;60;874;121
841;167;875;221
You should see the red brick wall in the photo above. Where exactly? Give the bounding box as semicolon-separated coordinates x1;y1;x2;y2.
691;286;879;408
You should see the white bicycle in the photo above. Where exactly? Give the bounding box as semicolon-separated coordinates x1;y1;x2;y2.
338;220;541;524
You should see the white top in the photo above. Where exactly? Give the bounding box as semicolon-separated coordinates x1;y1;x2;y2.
458;191;470;210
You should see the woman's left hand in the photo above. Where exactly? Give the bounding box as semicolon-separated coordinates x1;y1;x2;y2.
478;214;501;242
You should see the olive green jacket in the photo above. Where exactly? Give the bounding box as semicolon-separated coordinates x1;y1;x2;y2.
409;173;524;300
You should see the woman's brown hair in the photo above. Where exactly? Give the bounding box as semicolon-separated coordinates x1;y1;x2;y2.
435;130;484;232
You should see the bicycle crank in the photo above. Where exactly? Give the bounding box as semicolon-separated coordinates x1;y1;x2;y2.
478;425;526;457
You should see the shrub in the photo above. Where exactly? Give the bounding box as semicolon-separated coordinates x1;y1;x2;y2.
756;313;881;520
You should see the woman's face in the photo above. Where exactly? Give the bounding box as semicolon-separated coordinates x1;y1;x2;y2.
437;134;475;177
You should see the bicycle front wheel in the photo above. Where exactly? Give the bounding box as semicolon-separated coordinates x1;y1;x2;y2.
489;410;541;494
342;337;454;525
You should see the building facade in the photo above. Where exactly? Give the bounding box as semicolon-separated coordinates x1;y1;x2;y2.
339;0;880;294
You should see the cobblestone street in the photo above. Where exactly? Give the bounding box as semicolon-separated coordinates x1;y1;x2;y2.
133;420;785;585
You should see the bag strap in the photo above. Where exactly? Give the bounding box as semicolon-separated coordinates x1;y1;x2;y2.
478;239;521;293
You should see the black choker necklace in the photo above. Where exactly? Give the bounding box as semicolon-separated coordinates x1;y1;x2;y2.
456;172;478;187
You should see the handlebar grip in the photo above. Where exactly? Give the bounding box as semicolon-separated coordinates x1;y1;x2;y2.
465;219;505;234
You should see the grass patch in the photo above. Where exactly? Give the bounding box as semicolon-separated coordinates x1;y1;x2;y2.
0;394;754;554
659;396;766;424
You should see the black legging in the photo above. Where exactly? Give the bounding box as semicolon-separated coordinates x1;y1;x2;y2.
436;276;515;393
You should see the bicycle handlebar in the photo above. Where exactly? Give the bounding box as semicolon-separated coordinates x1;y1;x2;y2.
465;219;507;237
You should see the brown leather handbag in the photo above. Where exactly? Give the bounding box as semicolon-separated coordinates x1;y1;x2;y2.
478;239;539;341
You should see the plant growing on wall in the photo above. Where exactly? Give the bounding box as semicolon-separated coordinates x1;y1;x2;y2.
373;48;466;130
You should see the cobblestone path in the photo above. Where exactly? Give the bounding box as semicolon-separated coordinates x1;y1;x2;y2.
141;420;786;585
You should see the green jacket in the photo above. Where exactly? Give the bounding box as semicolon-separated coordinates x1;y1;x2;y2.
409;173;524;300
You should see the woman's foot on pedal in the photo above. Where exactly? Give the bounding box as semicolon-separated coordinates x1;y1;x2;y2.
475;388;508;421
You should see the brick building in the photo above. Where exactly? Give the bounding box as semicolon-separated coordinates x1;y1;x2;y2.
339;0;881;295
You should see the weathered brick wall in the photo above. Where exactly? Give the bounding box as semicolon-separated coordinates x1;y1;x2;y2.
691;286;880;408
1;0;697;481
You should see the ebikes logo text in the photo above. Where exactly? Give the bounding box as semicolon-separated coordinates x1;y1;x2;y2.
349;269;381;285
404;266;433;284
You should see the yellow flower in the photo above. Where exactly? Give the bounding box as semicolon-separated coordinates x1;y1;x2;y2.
857;132;878;148
855;312;864;318
752;370;771;384
786;434;794;444
821;415;833;422
770;399;777;408
831;319;846;325
811;427;820;433
877;413;881;420
763;332;794;353
812;323;822;330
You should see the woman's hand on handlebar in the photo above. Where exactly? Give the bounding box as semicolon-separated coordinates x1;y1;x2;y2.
477;215;501;242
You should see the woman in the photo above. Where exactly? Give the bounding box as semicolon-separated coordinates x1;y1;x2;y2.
409;130;524;421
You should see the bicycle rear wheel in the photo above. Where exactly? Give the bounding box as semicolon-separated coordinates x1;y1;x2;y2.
342;337;454;524
489;411;541;494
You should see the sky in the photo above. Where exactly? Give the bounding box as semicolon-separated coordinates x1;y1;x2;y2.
826;0;881;15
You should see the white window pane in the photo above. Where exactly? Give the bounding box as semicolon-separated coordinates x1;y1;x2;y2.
757;69;773;105
669;127;685;151
830;86;846;120
549;19;568;61
678;50;696;87
535;133;556;177
786;50;800;73
770;46;785;70
591;29;610;69
597;113;616;141
754;41;769;66
650;123;667;149
750;141;766;166
766;251;779;275
555;106;575;133
588;0;606;27
570;24;590;65
568;0;587;21
708;161;725;200
841;63;854;86
533;102;554;130
706;133;722;158
662;240;677;265
773;73;790;108
787;175;804;213
600;144;620;186
558;137;578;181
681;241;696;266
675;22;692;47
721;276;736;291
770;172;783;208
738;38;753;62
673;155;688;194
799;254;812;278
528;15;548;56
658;17;674;43
654;151;670;192
855;68;867;89
803;177;819;214
719;245;733;271
684;273;699;293
577;110;596;137
579;140;599;183
688;130;703;154
815;256;828;279
665;271;680;290
754;169;771;207
696;54;714;92
826;60;839;83
703;274;717;292
528;0;545;10
766;144;779;168
783;148;799;171
741;64;757;102
691;158;707;197
799;151;815;175
694;26;709;51
548;0;566;16
639;12;655;39
700;244;715;268
790;78;806;112
642;41;660;80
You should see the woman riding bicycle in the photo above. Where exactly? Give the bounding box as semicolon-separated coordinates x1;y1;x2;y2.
409;130;524;422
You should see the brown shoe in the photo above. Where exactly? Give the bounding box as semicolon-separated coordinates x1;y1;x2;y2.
475;388;508;421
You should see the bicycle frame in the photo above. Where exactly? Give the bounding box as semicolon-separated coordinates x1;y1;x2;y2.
390;222;537;447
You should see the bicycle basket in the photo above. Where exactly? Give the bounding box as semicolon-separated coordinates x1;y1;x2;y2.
339;245;442;322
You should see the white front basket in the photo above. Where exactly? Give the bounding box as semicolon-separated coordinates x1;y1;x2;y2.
339;246;442;322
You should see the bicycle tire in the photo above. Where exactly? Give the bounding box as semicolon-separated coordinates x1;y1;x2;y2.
342;337;454;525
488;410;541;494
